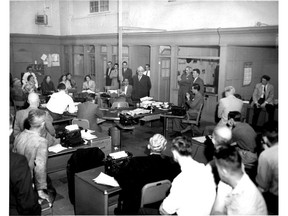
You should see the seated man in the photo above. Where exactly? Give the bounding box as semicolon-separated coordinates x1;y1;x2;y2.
159;136;216;215
217;86;243;126
9;114;41;215
114;134;181;215
77;93;104;132
13;109;56;206
227;111;258;169
170;83;204;137
46;83;77;120
13;92;57;147
120;78;133;104
211;145;267;215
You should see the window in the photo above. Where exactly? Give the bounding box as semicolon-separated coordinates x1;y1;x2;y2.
90;0;109;13
73;46;84;76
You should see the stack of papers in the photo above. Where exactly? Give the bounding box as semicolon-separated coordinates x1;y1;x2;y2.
48;144;67;153
108;151;128;159
65;124;79;131
82;90;95;94
81;129;97;140
93;172;119;187
140;96;153;102
192;136;211;143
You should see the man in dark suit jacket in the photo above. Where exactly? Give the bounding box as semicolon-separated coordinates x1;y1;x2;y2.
252;75;275;127
171;83;204;137
131;66;152;102
122;61;133;85
105;61;113;86
114;134;181;215
77;93;104;132
120;78;133;104
192;68;205;96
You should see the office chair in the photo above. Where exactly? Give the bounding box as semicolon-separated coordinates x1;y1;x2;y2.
111;101;129;109
140;179;171;208
72;118;90;130
181;103;204;135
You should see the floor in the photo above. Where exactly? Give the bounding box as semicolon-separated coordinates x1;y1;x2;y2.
48;118;215;215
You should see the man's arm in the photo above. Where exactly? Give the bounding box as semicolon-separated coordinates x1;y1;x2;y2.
256;153;271;192
22;73;28;86
44;111;55;136
210;181;229;215
265;84;274;104
34;139;48;191
67;96;77;113
218;99;224;118
13;112;22;137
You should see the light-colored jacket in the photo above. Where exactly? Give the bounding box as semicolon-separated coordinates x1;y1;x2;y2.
252;83;274;105
218;95;243;125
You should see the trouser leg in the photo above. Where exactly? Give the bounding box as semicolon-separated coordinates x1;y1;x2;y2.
265;104;275;123
172;118;184;132
252;105;261;127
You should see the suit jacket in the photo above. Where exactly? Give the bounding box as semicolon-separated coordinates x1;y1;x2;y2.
10;151;41;215
122;68;133;85
121;85;133;97
193;77;205;96
178;73;193;107
131;75;151;101
186;92;204;119
82;80;96;92
77;102;104;132
105;67;113;86
252;83;274;105
218;95;243;125
114;154;181;214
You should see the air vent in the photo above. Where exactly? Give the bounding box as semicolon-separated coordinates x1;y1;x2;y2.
35;14;48;25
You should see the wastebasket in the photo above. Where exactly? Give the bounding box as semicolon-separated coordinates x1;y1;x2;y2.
109;126;121;152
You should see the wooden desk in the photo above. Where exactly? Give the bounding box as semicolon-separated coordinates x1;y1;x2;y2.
75;166;121;215
47;131;111;174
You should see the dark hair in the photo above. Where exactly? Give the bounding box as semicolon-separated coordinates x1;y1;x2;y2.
114;63;119;66
28;109;46;128
26;65;32;71
192;83;200;91
86;93;95;102
214;145;242;173
27;74;34;81
262;75;271;81
171;136;193;156
145;64;150;68
193;68;200;75
262;121;278;144
57;83;66;90
66;73;72;78
108;61;112;64
234;94;242;100
84;75;91;81
228;111;242;122
59;75;66;83
43;75;51;83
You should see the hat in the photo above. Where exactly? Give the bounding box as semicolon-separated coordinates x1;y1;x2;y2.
148;134;167;153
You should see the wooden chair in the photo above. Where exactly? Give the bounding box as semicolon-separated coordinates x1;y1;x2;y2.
111;101;129;109
181;103;204;134
140;179;171;208
72;118;90;130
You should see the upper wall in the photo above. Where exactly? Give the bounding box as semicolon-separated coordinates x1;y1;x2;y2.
10;0;278;36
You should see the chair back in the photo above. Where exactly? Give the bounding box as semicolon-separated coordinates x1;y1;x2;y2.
72;118;90;130
111;101;129;109
140;179;171;208
182;103;204;126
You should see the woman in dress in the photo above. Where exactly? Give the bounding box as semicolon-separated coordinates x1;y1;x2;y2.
41;75;56;95
66;73;77;89
22;75;37;94
82;75;96;92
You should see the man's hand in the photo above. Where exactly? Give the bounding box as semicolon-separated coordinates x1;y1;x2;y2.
38;190;52;207
260;102;266;108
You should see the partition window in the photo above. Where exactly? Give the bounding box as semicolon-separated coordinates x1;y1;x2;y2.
73;46;84;76
90;0;109;13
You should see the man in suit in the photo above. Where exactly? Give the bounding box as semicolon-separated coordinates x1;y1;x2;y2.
77;93;104;132
114;134;181;214
192;68;205;96
217;86;243;126
131;66;152;102
251;75;275;127
143;64;151;77
171;83;204;137
120;78;133;104
105;61;113;86
122;61;133;85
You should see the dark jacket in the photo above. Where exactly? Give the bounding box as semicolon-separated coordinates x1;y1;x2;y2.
10;151;41;215
41;81;56;96
106;67;113;86
122;68;133;85
114;154;181;214
131;75;151;101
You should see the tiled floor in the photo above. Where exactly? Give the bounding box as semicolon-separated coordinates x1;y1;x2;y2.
49;119;215;215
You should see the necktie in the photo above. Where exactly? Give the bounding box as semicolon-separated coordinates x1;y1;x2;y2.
263;85;266;100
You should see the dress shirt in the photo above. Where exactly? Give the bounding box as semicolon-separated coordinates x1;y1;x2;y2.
46;91;77;114
13;129;48;190
215;174;267;215
22;72;38;88
83;80;96;92
143;70;150;77
161;160;216;216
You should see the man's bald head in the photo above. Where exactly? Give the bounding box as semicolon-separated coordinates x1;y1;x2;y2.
212;125;232;146
28;92;40;107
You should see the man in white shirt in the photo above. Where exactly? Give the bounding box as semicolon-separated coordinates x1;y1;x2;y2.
211;145;267;215
143;64;151;77
22;65;39;88
46;83;77;120
159;136;216;216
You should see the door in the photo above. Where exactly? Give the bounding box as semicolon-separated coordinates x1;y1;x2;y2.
159;57;171;102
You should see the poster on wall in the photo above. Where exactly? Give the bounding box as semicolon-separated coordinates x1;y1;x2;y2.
243;62;252;86
51;54;60;66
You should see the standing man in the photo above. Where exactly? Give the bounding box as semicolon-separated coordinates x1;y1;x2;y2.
143;64;151;77
192;68;205;96
22;65;39;88
177;66;193;107
218;86;243;126
159;136;216;215
211;145;267;215
252;75;275;127
131;66;151;102
105;61;113;87
122;61;133;85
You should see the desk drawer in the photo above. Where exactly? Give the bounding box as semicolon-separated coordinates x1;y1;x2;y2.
90;136;111;156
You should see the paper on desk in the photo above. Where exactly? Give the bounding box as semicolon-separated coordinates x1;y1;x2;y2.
81;130;97;140
192;136;207;143
65;124;79;131
108;151;128;159
48;144;67;153
140;96;153;102
93;172;119;187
